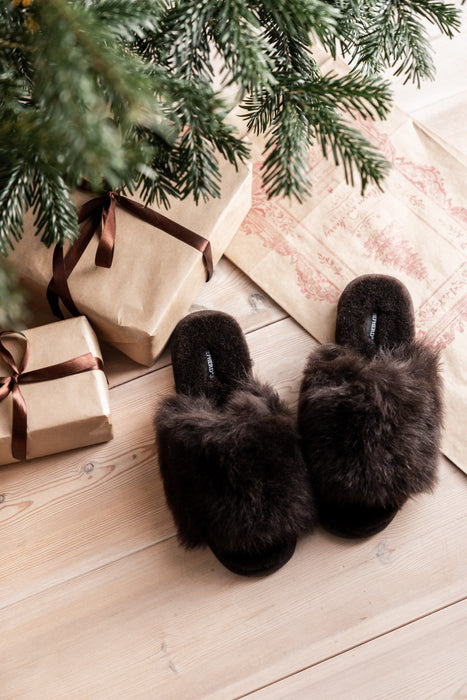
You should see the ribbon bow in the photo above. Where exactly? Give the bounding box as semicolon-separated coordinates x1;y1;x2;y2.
46;191;214;319
0;331;104;461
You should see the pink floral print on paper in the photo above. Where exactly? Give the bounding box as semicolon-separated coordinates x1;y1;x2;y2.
241;209;340;303
417;265;466;324
362;225;428;280
355;114;467;236
239;165;340;303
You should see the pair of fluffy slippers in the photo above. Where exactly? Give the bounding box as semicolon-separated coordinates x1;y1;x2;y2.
156;275;442;576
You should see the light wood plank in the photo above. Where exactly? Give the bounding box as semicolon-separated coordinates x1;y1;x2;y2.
245;599;467;700
0;455;465;699
0;317;315;609
191;254;287;330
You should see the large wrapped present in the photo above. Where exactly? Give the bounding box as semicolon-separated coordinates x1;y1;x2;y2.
0;316;112;465
5;162;252;366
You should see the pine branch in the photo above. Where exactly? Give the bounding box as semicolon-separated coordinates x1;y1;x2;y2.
251;0;339;37
171;82;250;201
208;0;275;89
354;2;436;85
0;159;35;256
242;6;392;199
260;96;316;201
405;0;462;38
31;168;78;248
88;0;164;43
161;0;276;90
245;72;392;200
135;133;179;209
324;0;462;86
157;0;216;83
296;71;393;121
30;0;163;184
314;108;391;192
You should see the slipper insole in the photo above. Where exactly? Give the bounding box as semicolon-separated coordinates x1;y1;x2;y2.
335;274;415;356
170;310;252;404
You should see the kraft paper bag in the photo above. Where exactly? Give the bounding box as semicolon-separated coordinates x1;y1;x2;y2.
0;316;112;465
6;161;252;366
227;55;467;475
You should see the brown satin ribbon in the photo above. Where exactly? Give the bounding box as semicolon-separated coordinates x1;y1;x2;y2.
0;331;104;461
46;191;214;319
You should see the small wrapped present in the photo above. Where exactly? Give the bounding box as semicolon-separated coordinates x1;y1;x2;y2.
0;316;112;465
6;162;252;365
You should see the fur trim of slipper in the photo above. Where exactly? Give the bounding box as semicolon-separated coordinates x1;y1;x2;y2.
157;377;314;554
298;342;442;510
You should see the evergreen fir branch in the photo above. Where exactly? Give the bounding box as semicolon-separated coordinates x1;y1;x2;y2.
161;0;276;90
314;0;363;60
390;7;436;84
242;10;392;201
299;71;393;121
176;127;223;201
244;65;391;199
0;4;34;85
208;0;275;89
136;132;180;209
357;2;437;85
0;160;33;256
241;5;319;144
405;0;462;38
134;67;250;204
0;158;78;254
0;0;163;199
260;95;315;201
242;88;276;135
259;97;390;199
85;0;164;43
254;4;321;81
40;0;159;121
243;69;392;134
250;0;339;38
242;7;320;136
171;83;250;201
31;168;78;248
327;0;462;86
313;108;391;193
157;0;219;83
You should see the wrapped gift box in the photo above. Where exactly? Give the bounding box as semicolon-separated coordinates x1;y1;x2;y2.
6;162;252;365
0;316;113;465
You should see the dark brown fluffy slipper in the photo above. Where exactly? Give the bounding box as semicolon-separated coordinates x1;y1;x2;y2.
155;310;314;576
298;274;442;538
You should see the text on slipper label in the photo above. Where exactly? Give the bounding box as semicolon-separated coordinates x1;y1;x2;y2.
205;350;215;379
368;312;378;341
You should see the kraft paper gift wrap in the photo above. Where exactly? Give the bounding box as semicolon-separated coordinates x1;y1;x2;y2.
227;54;467;476
6;161;252;366
0;316;113;465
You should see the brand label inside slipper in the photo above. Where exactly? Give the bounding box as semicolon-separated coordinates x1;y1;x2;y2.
365;312;378;342
205;350;215;380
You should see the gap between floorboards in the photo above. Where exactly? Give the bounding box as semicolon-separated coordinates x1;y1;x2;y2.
234;595;467;700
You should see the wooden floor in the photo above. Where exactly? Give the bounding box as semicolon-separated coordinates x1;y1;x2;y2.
1;14;467;700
